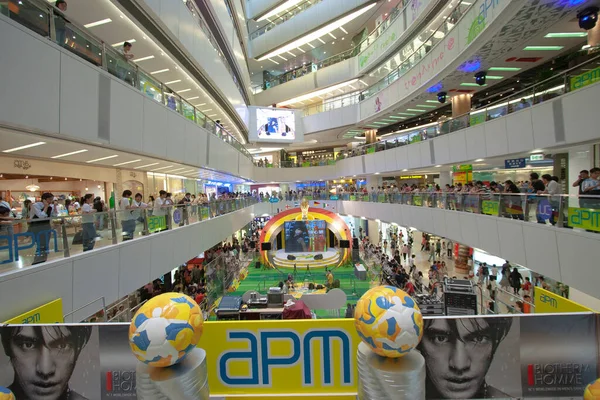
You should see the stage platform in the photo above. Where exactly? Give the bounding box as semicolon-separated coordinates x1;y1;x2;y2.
272;249;340;269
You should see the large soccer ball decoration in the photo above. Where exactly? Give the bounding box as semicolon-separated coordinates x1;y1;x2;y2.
0;387;14;400
584;378;600;400
129;292;204;367
354;286;423;358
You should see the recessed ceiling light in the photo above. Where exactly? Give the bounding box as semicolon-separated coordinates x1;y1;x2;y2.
134;163;160;169
407;108;426;112
165;80;181;85
416;104;436;108
132;55;154;62
435;165;442;167
486;75;504;80
426;100;439;103
86;155;119;163
195;103;206;107
201;109;213;112
151;165;174;171
111;39;136;47
374;172;380;175
460;82;486;86
340;27;348;34
256;0;305;21
488;67;521;71
3;142;46;153
402;169;408;172
84;18;112;28
475;158;484;162
544;32;587;38
187;96;199;100
523;45;564;51
113;159;142;166
151;69;170;75
178;88;192;93
51;149;88;158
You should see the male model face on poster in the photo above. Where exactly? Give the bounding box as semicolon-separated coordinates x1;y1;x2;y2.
1;326;92;400
419;317;512;399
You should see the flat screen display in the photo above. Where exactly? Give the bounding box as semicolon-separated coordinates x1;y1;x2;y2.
257;108;295;140
284;220;327;253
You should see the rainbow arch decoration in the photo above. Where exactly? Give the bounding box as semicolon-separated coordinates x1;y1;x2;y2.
258;207;351;268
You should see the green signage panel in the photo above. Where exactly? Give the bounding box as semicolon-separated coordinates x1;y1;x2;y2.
568;207;600;232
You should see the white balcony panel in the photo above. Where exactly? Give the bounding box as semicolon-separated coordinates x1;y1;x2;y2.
506;108;535;154
246;0;282;20
109;79;145;150
142;99;170;159
563;82;599;144
464;124;487;161
483;118;509;158
302;104;359;133
433;135;450;166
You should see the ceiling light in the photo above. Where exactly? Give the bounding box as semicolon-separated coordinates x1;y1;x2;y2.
187;96;199;100
165;79;181;85
402;169;408;172
256;3;377;61
84;18;112;28
395;112;416;116
486;75;504;80
374;172;380;175
257;0;305;21
328;32;337;39
3;142;46;153
416;104;436;108
406;108;426;112
426;100;440;103
86;155;118;163
201;109;213;112
134;163;160;169
113;159;142;166
475;158;485;162
26;183;40;192
132;55;154;62
278;79;358;106
297;47;305;53
523;46;564;51
544;32;587;38
389;116;405;119
51;149;88;158
307;43;315;49
165;167;187;173
278;55;288;61
460;82;486;86
208;114;218;117
178;88;192;93
340;27;348;34
151;68;170;75
488;67;521;71
435;165;442;168
111;39;136;47
317;38;326;44
151;165;174;171
195;103;206;107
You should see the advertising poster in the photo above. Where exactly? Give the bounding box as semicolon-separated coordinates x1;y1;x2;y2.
99;325;138;399
0;326;100;400
256;108;295;140
284;220;327;252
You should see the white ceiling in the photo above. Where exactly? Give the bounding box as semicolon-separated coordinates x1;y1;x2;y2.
47;0;244;141
0;128;249;183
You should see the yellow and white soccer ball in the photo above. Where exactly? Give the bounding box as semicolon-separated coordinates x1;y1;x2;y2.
0;387;14;400
584;378;600;400
129;292;204;367
354;285;423;358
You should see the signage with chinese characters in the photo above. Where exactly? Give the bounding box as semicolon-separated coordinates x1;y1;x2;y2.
505;158;527;169
13;159;32;170
529;154;544;161
452;164;473;172
400;175;424;180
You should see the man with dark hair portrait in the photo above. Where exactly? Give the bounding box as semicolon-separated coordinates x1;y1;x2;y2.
1;326;92;400
418;317;513;399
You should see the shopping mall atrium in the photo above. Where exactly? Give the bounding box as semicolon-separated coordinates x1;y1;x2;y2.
1;0;600;398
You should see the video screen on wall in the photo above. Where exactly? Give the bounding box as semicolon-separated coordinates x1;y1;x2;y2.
248;106;304;143
284;220;327;253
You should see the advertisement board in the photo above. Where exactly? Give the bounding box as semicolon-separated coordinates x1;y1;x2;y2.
3;298;64;324
533;287;594;314
0;314;596;399
568;207;600;232
247;107;304;143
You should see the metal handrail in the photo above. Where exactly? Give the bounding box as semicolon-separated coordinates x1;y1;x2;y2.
249;0;323;40
63;296;106;321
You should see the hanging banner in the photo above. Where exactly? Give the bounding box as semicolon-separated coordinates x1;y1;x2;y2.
3;298;63;324
568;207;600;232
533;287;595;313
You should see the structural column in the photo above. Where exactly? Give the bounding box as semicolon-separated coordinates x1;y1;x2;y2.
587;23;600;49
451;94;472;117
365;129;377;144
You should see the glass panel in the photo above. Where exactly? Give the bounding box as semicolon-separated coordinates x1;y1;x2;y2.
182;100;195;122
62;21;103;66
105;46;137;87
138;71;163;102
164;90;182;113
3;0;50;37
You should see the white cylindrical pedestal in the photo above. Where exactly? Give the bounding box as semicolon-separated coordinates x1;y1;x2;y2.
137;348;209;400
357;342;425;400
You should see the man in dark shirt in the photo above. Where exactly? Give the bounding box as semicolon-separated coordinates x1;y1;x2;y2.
530;173;546;223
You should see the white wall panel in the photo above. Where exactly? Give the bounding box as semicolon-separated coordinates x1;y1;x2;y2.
395;146;409;170
419;142;432;167
160;0;180;39
110;80;144;150
178;2;196;60
506;108;534;154
384;147;397;172
375;152;386;172
430;208;448;238
302;105;359;133
475;216;501;256
145;0;161;14
364;153;376;173
446;130;468;164
408;144;422;168
433;135;450;165
142;99;169;158
464;125;487;160
0;17;60;133
167;111;187;161
444;212;463;243
246;0;281;19
184;122;201;166
554;230;598;299
483;118;508;157
522;224;562;282
150;230;176;280
59;53;99;142
530;101;558;149
72;248;120;311
496;219;527;266
563;83;598;143
458;213;480;248
118;239;153;298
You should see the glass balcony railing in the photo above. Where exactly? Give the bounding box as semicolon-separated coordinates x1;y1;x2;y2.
254;0;414;93
0;0;253;161
257;54;600;168
249;0;323;40
0;198;258;274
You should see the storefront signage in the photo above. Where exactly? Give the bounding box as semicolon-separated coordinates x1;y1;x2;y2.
4;298;63;324
536;198;553;221
534;287;594;313
452;164;473;172
529;154;544;161
413;195;423;206
570;65;600;91
481;200;500;216
13;159;32;170
469;112;486;126
568;207;600;232
147;215;167;233
505;158;527;169
400;175;423;179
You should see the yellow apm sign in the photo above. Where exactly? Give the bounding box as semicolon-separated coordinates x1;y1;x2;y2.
3;298;63;324
202;319;360;396
534;287;594;314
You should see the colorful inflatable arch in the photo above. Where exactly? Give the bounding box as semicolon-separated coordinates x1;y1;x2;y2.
258;207;351;268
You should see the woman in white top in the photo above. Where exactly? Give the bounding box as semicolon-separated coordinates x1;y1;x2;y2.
120;190;137;241
81;194;97;252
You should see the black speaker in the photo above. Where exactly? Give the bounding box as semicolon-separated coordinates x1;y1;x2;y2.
261;242;272;251
255;261;261;269
352;238;359;248
340;240;350;248
287;255;296;261
314;254;323;260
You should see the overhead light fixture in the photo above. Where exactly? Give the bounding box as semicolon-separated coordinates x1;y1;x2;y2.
485;75;504;80
51;149;88;158
86;155;118;163
416;104;437;108
257;0;305;21
151;68;170;75
395;112;416;116
269;58;280;65
165;79;181;85
3;142;46;153
307;43;315;49
426;100;439;103
278;79;358;106
488;67;521;71
165;167;187;173
544;32;587;38
84;18;112;28
328;32;337;39
178;89;192;93
111;39;136;47
460;82;486;86
134;163;160;169
523;46;564;51
26;182;40;192
151;165;174;171
195;103;206;107
187;96;199;100
340;27;348;34
406;108;426;112
389;116;405;119
256;3;377;61
132;55;154;62
475;158;484;162
113;159;142;166
278;55;288;61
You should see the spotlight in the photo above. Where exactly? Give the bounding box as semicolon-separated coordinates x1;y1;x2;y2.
578;7;598;30
437;92;447;104
475;71;487;86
